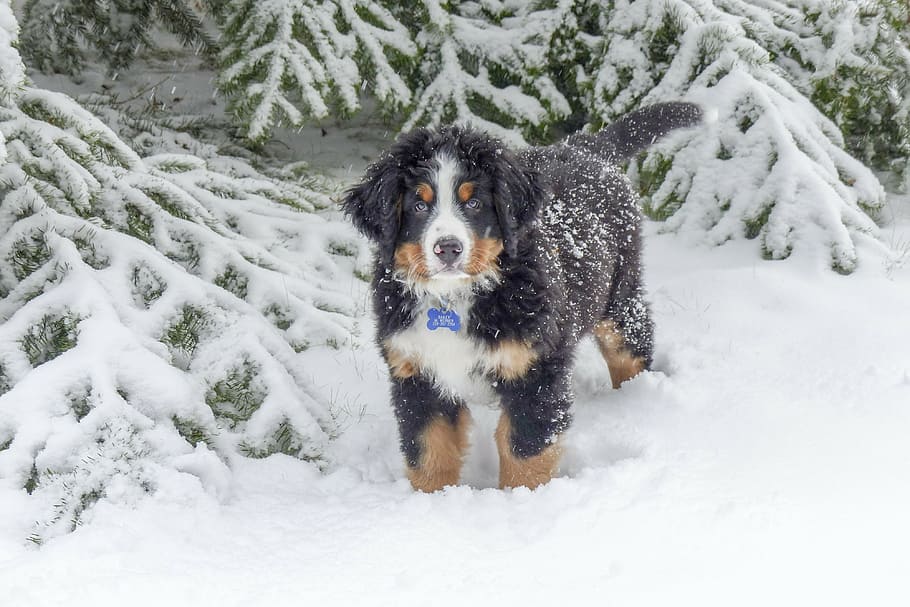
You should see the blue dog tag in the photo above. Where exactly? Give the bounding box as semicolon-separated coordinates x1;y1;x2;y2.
427;307;461;332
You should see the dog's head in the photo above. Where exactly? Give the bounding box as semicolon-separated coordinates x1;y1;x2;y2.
342;125;544;295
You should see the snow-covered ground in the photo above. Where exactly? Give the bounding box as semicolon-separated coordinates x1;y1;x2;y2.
2;173;908;604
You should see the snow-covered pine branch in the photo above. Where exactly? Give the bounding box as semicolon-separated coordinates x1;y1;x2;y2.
0;0;24;103
217;0;415;143
0;8;368;541
404;0;571;145
769;0;910;187
18;0;215;76
544;0;602;131
588;0;886;272
692;0;910;187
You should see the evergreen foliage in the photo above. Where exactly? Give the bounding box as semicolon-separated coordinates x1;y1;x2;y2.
402;0;570;144
782;0;910;185
214;0;577;145
216;0;416;143
213;0;906;265
0;6;369;542
18;0;215;76
585;0;887;272
544;0;601;133
0;0;23;103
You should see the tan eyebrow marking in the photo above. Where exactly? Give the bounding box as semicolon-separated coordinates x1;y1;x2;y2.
457;182;474;202
416;183;434;203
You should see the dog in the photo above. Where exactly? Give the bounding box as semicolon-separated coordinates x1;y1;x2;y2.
342;102;702;491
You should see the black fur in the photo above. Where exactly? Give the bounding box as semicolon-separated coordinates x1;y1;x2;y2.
565;101;703;162
343;103;702;484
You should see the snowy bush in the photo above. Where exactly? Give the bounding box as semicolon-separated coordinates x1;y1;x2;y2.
17;0;214;76
217;0;416;143
402;0;570;144
0;7;368;543
215;0;575;145
778;0;910;184
216;0;899;268
586;0;886;272
0;0;24;101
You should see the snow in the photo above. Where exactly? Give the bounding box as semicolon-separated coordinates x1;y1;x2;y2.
2;185;909;604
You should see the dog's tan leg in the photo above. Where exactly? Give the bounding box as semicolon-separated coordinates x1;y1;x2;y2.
407;409;471;492
494;413;560;490
593;319;646;389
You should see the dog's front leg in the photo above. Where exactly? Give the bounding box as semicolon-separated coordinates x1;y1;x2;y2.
494;356;573;490
391;375;471;492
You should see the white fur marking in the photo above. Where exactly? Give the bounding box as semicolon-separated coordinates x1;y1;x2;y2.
423;154;473;277
394;266;500;300
387;299;497;404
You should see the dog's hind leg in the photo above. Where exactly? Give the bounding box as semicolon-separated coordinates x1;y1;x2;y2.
593;319;649;389
597;260;654;389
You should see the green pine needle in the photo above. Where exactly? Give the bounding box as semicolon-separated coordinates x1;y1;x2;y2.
124;204;155;245
206;359;265;427
20;313;81;368
213;265;249;300
172;415;213;447
130;263;167;308
162;305;209;369
9;230;53;281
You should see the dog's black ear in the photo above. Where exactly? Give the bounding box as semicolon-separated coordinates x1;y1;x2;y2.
341;151;404;266
492;152;545;257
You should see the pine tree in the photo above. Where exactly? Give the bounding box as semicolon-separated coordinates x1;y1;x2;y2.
0;4;368;542
216;0;416;144
17;0;215;76
586;0;886;272
403;0;570;144
544;0;601;133
0;0;24;102
768;0;910;186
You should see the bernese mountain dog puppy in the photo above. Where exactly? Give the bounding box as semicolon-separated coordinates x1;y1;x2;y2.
343;102;702;492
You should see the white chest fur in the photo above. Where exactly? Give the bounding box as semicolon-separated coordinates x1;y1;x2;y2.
386;302;498;404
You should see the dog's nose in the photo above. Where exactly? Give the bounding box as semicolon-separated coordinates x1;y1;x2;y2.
433;238;463;265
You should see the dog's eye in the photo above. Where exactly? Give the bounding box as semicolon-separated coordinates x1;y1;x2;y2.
414;201;429;212
465;198;480;209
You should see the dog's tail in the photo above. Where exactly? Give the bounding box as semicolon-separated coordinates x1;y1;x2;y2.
566;102;702;162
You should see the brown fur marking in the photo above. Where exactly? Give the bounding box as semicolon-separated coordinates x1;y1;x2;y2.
384;342;419;379
593;320;646;389
407;411;472;492
495;414;561;490
394;242;430;280
457;181;475;202
416;183;434;203
465;237;504;276
487;339;538;381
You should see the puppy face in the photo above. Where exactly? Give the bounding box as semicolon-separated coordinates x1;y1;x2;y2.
395;154;504;291
342;125;545;298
